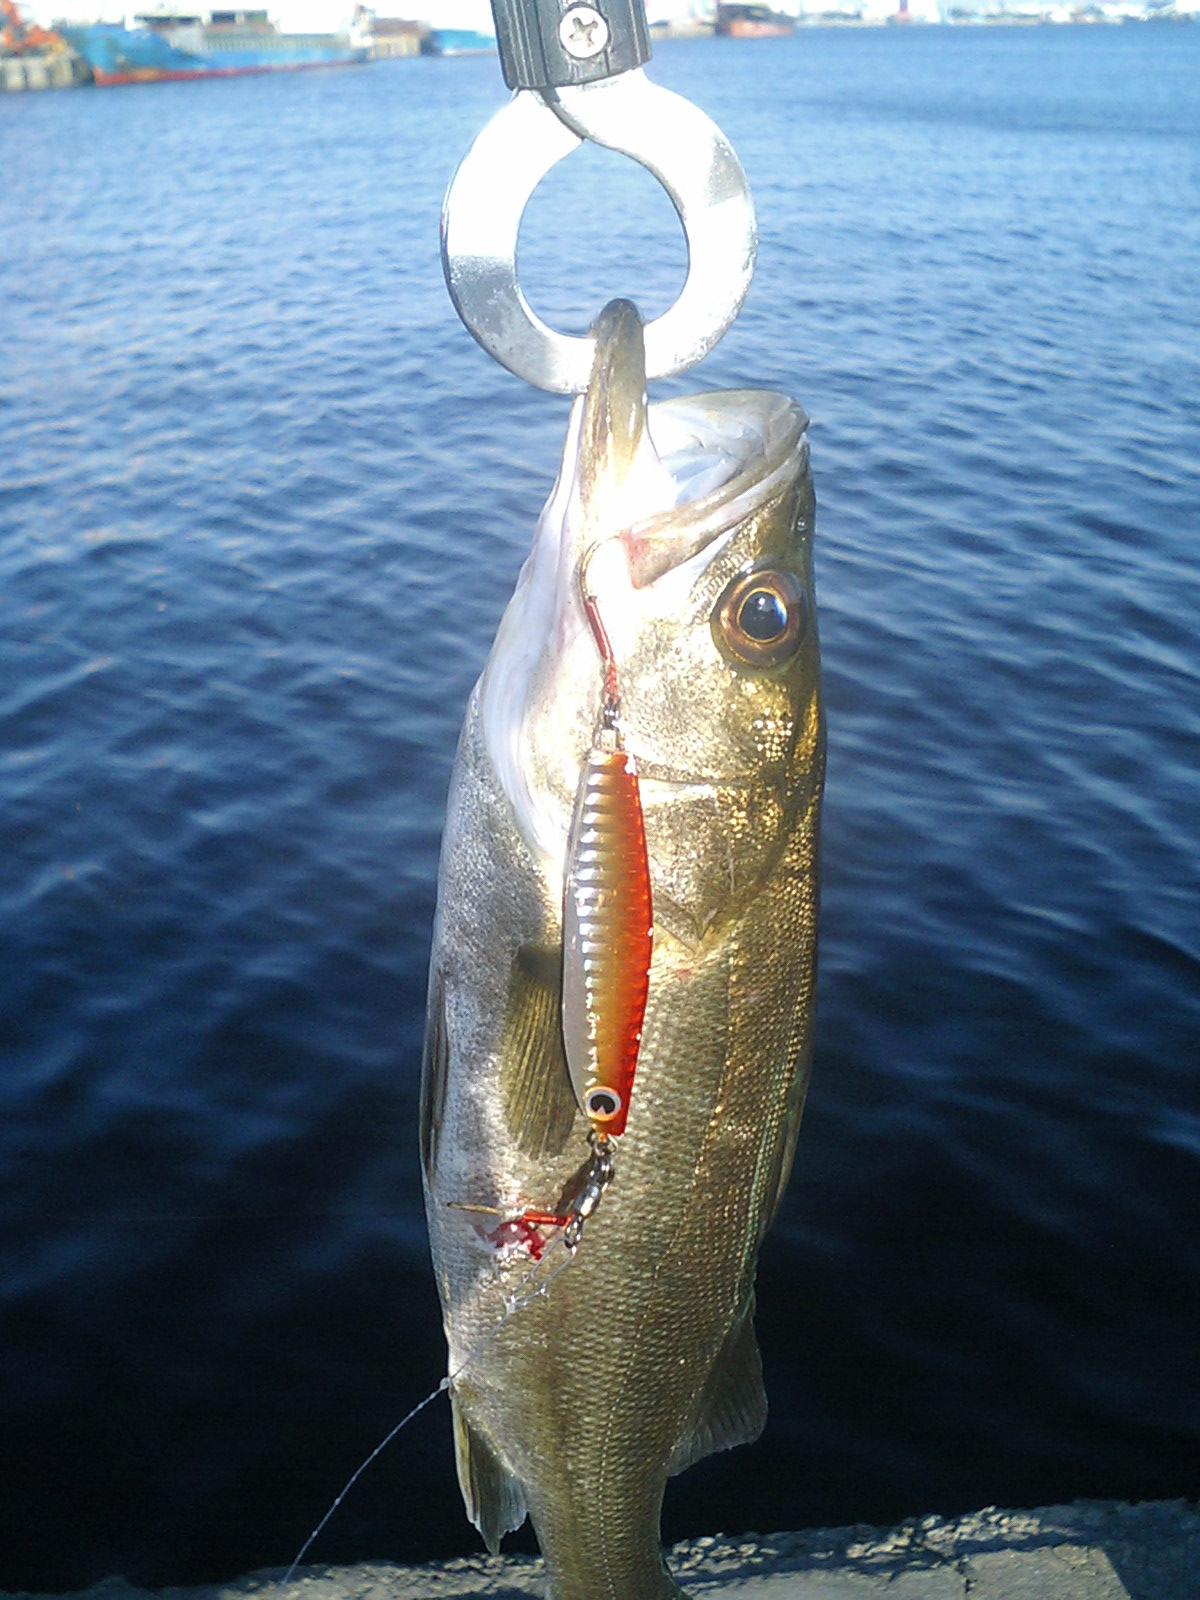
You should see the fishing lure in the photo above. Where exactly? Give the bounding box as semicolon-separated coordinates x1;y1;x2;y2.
486;545;653;1256
563;547;654;1143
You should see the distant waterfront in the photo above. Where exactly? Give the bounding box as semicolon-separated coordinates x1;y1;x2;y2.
394;1;1200;38
3;1;1197;96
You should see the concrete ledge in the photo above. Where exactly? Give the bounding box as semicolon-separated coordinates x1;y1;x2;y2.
0;52;90;90
7;1501;1198;1600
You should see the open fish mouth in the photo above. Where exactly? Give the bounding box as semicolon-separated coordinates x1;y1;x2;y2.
479;301;810;871
617;388;806;588
509;298;808;635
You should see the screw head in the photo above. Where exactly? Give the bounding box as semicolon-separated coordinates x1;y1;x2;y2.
558;4;609;61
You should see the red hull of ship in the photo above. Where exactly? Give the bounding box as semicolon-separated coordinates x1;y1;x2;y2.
723;17;794;32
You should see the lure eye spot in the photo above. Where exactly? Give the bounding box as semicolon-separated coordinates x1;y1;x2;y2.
713;568;808;669
585;1087;622;1122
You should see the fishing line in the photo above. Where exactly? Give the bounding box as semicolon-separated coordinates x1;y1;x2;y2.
281;1377;450;1583
281;1230;575;1582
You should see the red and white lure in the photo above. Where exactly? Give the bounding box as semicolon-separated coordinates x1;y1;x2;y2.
476;542;653;1263
561;548;654;1145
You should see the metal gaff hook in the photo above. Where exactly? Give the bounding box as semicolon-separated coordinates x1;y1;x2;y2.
440;69;757;396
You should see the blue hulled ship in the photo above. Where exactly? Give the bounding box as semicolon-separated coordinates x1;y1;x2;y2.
62;5;372;86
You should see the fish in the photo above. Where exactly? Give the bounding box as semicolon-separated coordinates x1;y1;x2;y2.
420;298;824;1600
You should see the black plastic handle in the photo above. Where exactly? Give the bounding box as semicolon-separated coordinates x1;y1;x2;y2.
489;0;651;91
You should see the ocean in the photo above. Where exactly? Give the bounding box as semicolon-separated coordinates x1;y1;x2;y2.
2;22;1198;1590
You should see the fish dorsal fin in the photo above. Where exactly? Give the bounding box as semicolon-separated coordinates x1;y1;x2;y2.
668;1298;767;1477
500;943;581;1158
451;1392;527;1555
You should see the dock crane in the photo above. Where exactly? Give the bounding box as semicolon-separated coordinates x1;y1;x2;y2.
1;0;68;54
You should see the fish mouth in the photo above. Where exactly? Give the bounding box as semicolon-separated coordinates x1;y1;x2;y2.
625;388;806;584
566;299;807;584
480;302;808;870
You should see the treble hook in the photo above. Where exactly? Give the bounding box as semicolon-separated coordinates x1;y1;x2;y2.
440;1;757;395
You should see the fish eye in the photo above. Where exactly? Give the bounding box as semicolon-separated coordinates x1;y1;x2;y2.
739;589;789;642
585;1086;622;1122
713;569;808;669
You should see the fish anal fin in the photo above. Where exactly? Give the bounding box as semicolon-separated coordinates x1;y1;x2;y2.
669;1299;767;1477
451;1393;527;1555
500;943;580;1158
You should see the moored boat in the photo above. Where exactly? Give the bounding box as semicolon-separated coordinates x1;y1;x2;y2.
61;4;372;86
418;0;495;54
715;2;796;34
420;25;494;53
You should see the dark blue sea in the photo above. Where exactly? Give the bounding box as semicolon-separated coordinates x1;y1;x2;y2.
2;22;1198;1591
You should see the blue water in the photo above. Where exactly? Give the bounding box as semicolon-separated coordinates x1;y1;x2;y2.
2;25;1198;1590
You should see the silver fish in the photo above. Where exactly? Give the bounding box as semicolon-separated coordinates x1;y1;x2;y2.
421;300;823;1600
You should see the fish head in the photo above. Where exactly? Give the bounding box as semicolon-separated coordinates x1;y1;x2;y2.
480;299;822;949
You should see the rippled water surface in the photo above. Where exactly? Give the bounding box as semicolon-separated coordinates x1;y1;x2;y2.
3;24;1199;1590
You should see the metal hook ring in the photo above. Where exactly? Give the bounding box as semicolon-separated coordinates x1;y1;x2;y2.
440;70;757;395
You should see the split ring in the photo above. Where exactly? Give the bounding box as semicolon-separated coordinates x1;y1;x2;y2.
440;70;757;395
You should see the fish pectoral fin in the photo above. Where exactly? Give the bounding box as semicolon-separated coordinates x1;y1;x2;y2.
451;1393;527;1555
500;943;581;1158
418;970;449;1186
668;1298;768;1477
